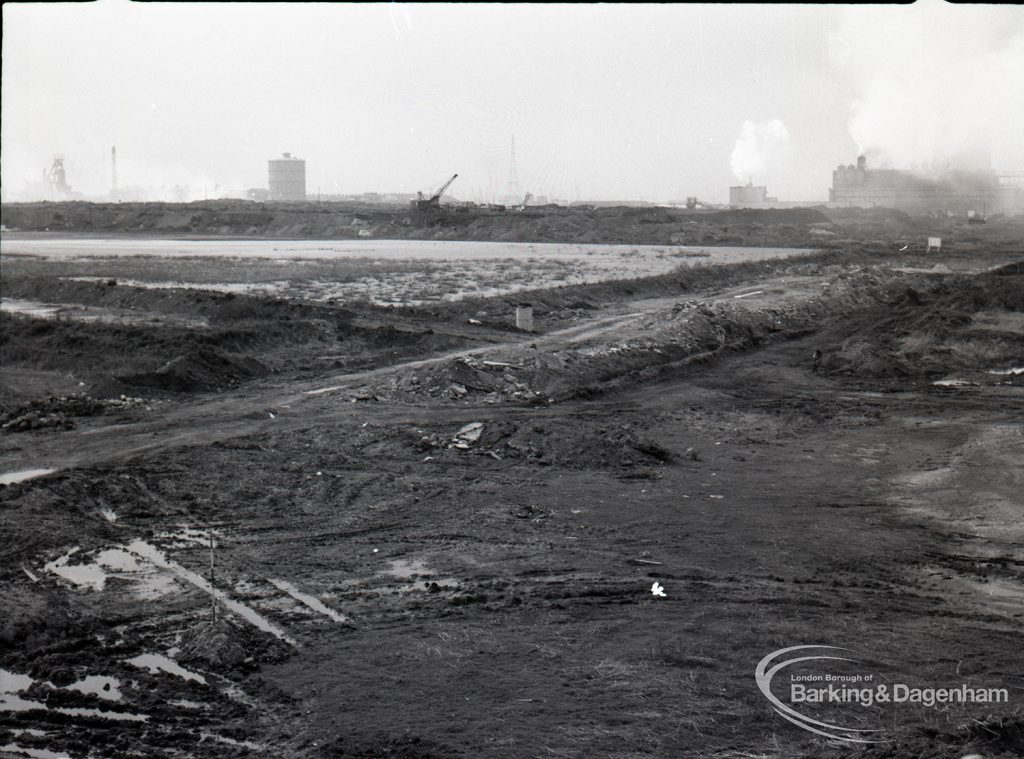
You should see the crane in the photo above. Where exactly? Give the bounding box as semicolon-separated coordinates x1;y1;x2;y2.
412;173;458;211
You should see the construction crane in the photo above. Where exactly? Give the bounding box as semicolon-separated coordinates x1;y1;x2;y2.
516;192;533;211
412;174;458;211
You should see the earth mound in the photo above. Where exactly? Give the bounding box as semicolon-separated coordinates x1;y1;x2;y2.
816;271;1024;380
178;617;291;673
119;349;269;393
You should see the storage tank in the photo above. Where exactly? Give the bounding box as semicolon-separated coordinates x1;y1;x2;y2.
268;153;306;201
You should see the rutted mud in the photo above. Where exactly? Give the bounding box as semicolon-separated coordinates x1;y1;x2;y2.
1;224;1022;758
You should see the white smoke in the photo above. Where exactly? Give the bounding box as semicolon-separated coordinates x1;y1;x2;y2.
837;1;1024;170
730;119;790;184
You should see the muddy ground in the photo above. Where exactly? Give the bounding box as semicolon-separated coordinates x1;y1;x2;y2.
1;224;1023;758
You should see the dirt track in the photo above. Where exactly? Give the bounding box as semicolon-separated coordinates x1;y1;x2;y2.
2;234;1023;759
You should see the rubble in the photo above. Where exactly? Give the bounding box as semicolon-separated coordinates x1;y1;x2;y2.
1;395;107;432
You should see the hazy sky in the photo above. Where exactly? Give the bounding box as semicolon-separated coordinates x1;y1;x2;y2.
3;1;1023;203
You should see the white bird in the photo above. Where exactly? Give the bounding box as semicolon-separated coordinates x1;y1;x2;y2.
651;581;666;597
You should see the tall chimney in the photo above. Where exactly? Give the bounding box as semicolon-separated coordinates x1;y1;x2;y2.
111;146;118;194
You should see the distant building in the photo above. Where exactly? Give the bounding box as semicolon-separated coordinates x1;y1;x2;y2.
829;154;1022;215
729;185;774;208
268;153;306;201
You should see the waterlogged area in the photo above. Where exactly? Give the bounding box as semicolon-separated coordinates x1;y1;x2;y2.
0;237;813;306
0;468;56;486
0;236;811;264
1;296;210;327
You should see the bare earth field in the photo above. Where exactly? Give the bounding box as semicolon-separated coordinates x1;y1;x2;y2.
1;214;1023;759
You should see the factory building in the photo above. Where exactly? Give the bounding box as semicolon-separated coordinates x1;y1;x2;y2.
268;153;306;201
829;155;1022;215
728;185;775;208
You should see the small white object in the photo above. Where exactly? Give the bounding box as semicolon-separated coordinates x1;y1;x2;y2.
651;582;666;597
455;422;484;443
515;305;534;332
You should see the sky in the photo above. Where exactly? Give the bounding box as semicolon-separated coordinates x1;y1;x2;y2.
3;1;1023;204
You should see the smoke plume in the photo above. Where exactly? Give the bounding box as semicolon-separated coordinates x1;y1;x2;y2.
837;1;1024;170
730;119;790;184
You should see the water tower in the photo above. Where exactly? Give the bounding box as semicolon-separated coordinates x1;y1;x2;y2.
268;153;306;201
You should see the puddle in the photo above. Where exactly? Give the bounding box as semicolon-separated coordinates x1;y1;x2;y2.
1;693;45;713
2;669;35;693
385;558;431;579
41;542;184;600
6;668;123;705
987;367;1024;376
133;573;181;600
95;548;142;572
381;558;460;593
0;299;62;318
67;675;122;701
0;693;147;721
268;578;350;624
126;653;207;685
3;669;140;724
0;296;208;328
0;745;73;759
0;469;56;486
44;548;107;591
126;540;297;646
64;276;287;297
199;732;266;751
55;705;148;721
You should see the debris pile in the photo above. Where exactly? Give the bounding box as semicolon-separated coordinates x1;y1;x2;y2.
396;355;553;404
414;419;673;470
1;394;107;432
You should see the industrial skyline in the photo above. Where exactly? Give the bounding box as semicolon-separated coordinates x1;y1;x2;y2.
3;2;1023;205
